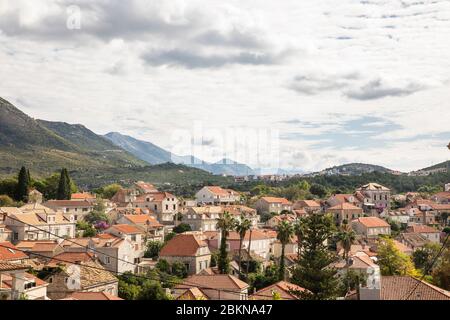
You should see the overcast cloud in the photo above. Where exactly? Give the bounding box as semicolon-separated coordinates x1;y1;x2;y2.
0;0;449;172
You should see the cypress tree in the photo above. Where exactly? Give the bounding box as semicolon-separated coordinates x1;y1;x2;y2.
15;166;29;202
57;168;72;200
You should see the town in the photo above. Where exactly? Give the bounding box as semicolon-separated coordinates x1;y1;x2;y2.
0;167;449;300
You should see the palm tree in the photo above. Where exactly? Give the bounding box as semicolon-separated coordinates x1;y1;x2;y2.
246;228;253;277
235;214;251;278
276;220;294;281
293;218;305;259
216;211;236;274
337;223;356;264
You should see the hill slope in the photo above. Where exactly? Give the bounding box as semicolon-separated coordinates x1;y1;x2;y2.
308;162;396;176
0;98;230;187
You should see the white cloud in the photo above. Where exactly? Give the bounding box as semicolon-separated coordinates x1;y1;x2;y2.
0;0;449;173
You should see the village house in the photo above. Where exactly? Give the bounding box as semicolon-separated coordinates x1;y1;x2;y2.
88;234;137;274
0;241;29;264
205;229;276;260
111;188;139;205
43;200;94;222
266;214;297;229
173;274;249;300
116;214;164;242
0;212;12;241
195;186;241;205
15;240;64;260
44;258;118;300
0;262;49;300
293;200;322;214
159;232;211;275
250;281;306;300
1;204;76;243
356;183;391;215
399;233;429;251
255;197;293;215
132;181;159;194
351;217;391;239
431;191;450;204
61;291;123;300
70;192;97;202
133;192;179;223
104;224;146;263
360;276;450;300
183;206;222;231
406;224;440;243
326;194;362;209
328;202;364;225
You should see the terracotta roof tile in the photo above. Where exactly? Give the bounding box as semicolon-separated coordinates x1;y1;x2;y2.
353;217;390;228
160;234;208;257
381;276;450;300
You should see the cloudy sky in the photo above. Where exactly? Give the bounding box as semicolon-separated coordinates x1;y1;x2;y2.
1;0;449;173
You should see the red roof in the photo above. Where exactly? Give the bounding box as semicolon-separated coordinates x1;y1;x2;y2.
71;192;96;200
329;202;362;211
260;197;292;205
353;217;390;228
66;292;123;300
122;214;163;228
408;224;439;233
110;224;144;235
48;252;94;266
160;234;207;257
0;242;28;261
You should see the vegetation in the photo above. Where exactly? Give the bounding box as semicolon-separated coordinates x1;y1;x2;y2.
0;195;15;206
173;223;192;234
247;264;280;292
76;221;97;237
336;223;356;263
56;168;72;200
118;272;171;300
377;237;420;277
291;214;340;300
276;220;294;280
84;200;110;225
216;211;236;274
15;166;30;202
94;183;122;199
144;241;164;259
235;215;251;278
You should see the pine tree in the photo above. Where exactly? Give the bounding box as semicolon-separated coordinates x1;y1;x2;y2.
57;168;72;200
291;214;340;300
15;166;29;202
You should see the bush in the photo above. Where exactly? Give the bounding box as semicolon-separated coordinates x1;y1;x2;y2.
144;241;164;259
0;195;15;206
173;223;192;234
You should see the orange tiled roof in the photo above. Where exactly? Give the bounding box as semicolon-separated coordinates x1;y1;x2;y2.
160;234;208;257
66;292;123;300
251;281;305;300
177;274;248;291
353;217;390;228
381;276;450;300
408;224;439;233
71;192;96;200
121;214;163;228
110;224;144;234
329;202;362;211
260;197;292;205
0;241;28;261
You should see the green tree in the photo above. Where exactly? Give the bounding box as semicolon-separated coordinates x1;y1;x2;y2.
276;220;294;281
291;214;340;300
412;242;441;273
293;218;306;258
377;237;420;277
171;261;188;278
235;215;251;278
145;241;164;259
15;166;29;202
309;183;328;198
216;211;236;274
76;221;97;237
338;269;367;297
84;200;110;224
56;168;72;200
431;247;450;290
173;223;192;234
0;195;15;206
98;184;122;199
138;280;170;300
336;223;356;264
156;259;171;273
164;232;176;243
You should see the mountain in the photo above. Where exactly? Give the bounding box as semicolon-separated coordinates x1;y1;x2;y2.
307;163;396;176
0;97;230;187
104;132;255;176
417;160;450;172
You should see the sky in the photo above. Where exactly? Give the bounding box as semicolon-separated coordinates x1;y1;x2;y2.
0;0;449;173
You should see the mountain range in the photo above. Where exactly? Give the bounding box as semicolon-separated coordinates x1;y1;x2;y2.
104;132;255;176
0;97;230;187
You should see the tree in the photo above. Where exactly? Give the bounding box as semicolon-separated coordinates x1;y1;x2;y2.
293;218;306;258
336;223;356;264
309;184;328;198
276;220;294;281
145;241;164;259
431;247;450;290
412;242;441;273
84;200;111;225
216;211;236;274
0;195;15;207
98;184;122;199
377;237;420;277
173;223;192;234
156;259;171;273
56;168;72;200
338;269;367;297
291;214;340;300
76;221;97;237
171;261;188;278
164;232;176;243
15;166;29;202
235;215;251;278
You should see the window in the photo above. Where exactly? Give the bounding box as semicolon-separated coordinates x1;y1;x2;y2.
105;256;111;264
173;204;176;210
74;208;78;212
165;204;169;210
131;235;136;242
82;208;88;212
154;205;157;210
74;215;78;221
